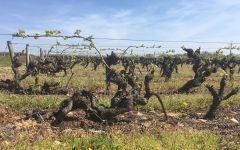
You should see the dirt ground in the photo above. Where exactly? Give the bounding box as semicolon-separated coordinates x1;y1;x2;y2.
0;103;239;149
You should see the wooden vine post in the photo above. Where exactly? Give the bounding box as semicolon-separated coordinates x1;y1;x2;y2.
230;42;233;56
7;41;14;64
26;44;29;67
40;48;44;60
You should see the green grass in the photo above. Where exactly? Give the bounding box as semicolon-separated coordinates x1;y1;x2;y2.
0;55;27;67
0;55;12;67
9;131;218;150
1;90;239;113
0;92;65;110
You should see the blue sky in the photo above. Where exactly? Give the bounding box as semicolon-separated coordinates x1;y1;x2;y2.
0;0;240;54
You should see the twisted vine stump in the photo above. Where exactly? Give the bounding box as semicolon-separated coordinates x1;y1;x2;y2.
160;56;180;82
204;76;239;119
178;47;217;93
105;52;119;94
42;69;167;126
144;69;168;120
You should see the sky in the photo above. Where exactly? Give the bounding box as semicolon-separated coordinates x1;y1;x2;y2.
0;0;240;55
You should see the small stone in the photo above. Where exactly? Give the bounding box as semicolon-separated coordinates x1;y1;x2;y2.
167;112;182;117
177;123;184;127
89;129;105;134
198;119;207;123
136;112;143;117
149;110;156;114
230;118;239;124
67;112;74;116
54;140;61;145
141;116;148;120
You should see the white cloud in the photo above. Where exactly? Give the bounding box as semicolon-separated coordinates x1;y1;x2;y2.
217;0;240;6
113;9;133;18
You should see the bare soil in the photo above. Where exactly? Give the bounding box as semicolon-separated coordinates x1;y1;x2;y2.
0;104;239;148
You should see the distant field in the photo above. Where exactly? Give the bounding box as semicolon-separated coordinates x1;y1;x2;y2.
0;55;27;67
